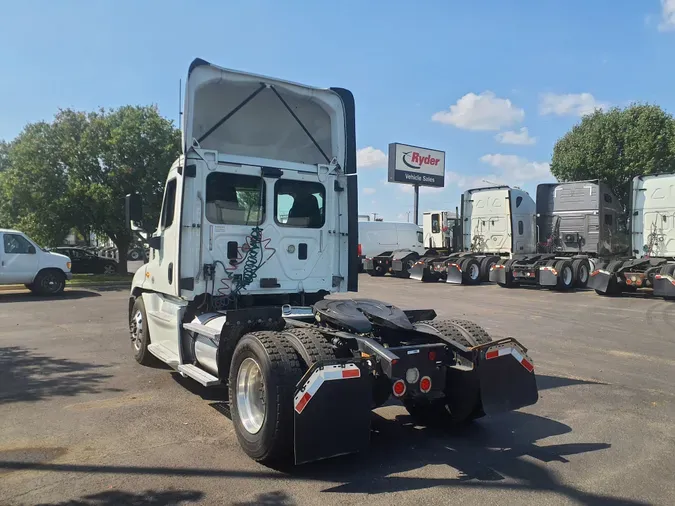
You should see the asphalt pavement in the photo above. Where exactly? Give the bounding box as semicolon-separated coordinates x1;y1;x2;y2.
1;275;674;505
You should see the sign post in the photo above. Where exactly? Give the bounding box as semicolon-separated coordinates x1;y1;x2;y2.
387;143;445;225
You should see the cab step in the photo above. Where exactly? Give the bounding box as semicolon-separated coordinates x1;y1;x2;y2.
177;364;220;386
183;322;221;340
147;343;179;367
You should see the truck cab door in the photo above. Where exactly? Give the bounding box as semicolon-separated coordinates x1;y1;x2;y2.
148;174;181;297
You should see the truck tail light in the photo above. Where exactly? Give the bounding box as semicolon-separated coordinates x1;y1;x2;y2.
392;379;406;397
419;376;432;393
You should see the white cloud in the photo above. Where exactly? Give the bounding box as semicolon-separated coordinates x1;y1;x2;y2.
495;127;536;146
660;0;675;31
480;154;552;182
539;92;608;117
356;146;387;169
432;91;524;131
362;187;376;195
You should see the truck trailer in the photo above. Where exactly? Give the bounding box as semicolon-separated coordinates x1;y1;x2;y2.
125;58;539;466
410;186;537;284
589;173;675;299
491;180;629;290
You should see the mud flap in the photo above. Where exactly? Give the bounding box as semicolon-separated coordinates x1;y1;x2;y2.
478;341;538;415
588;270;611;292
489;266;506;284
538;268;558;287
446;263;463;284
409;262;428;281
293;361;371;465
654;274;675;298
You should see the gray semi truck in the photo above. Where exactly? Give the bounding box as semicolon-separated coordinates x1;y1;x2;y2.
490;180;629;290
589;173;675;300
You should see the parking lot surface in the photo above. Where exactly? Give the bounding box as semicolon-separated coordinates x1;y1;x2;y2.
1;275;674;505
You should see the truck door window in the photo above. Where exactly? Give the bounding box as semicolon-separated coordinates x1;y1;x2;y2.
205;173;265;226
417;231;423;243
3;234;33;254
275;180;325;228
431;214;440;234
518;220;524;235
161;179;177;229
604;214;613;226
516;196;523;208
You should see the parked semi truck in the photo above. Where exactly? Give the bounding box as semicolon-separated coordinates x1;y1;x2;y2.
360;221;425;277
491;180;629;290
362;211;460;278
125;58;538;466
589;173;675;299
410;186;537;284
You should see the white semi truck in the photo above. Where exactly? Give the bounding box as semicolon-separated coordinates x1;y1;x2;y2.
410;186;537;284
588;173;675;299
125;58;538;466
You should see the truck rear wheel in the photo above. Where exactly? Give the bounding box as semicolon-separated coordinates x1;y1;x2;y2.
461;258;481;285
229;331;303;465
407;319;492;426
479;256;500;281
572;259;590;288
555;260;574;290
281;328;336;367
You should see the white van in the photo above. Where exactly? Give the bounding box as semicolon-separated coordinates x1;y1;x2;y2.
0;229;73;295
358;221;424;267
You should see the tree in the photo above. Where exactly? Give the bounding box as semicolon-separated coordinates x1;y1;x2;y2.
0;106;181;273
550;104;675;208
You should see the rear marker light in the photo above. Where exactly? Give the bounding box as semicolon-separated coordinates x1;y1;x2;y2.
419;376;432;393
428;350;437;361
392;379;406;397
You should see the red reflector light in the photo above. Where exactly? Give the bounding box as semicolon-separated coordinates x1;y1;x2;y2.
392;379;406;397
428;350;437;361
590;270;599;277
521;358;535;372
295;392;311;414
626;279;632;285
486;349;500;360
342;368;360;378
357;244;362;256
419;376;432;393
655;274;662;280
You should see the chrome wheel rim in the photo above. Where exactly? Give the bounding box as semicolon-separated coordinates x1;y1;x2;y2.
563;266;573;286
236;358;266;434
470;263;480;280
130;309;143;351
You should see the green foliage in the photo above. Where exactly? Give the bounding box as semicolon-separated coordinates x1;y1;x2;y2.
0;106;181;270
551;104;675;207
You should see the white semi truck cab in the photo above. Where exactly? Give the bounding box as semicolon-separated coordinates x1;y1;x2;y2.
125;59;538;466
589;173;675;299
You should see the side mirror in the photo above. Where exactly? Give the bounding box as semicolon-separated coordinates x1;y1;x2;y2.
125;193;143;228
147;236;161;250
28;245;36;254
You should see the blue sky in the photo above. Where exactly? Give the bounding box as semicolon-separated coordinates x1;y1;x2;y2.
1;0;675;221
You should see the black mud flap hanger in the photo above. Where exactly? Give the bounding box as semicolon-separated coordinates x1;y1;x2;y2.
293;360;371;465
475;338;539;415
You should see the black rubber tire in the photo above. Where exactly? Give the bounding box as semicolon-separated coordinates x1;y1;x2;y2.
129;297;160;366
461;257;482;285
555;260;574;290
408;319;493;426
497;259;519;288
367;265;386;277
31;269;66;296
280;327;336;368
229;331;303;465
479;256;500;281
572;258;590;288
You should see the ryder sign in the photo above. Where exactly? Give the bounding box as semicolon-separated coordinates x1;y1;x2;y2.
387;143;445;188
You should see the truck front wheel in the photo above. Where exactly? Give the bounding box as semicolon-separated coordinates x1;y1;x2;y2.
129;297;159;366
229;331;303;465
31;269;66;296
